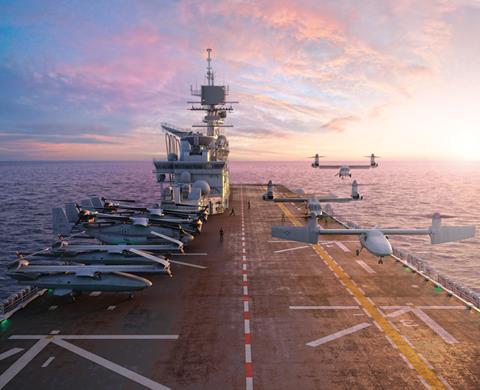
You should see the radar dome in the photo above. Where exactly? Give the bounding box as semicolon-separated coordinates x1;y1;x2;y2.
180;171;191;183
192;180;211;196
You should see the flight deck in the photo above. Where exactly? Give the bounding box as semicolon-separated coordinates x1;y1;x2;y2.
0;184;478;389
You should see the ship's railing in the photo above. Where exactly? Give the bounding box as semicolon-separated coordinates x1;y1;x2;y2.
0;286;46;321
328;210;480;312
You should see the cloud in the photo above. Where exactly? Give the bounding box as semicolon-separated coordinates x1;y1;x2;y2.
320;115;360;132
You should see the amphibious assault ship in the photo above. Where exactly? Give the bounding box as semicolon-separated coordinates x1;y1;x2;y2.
0;50;479;390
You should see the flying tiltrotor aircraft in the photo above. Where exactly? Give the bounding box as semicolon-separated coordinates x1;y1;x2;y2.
272;213;476;263
311;153;380;179
274;180;362;219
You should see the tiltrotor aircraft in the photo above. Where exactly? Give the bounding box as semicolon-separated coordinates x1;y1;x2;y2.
272;213;476;263
7;258;155;298
311;153;380;179
274;180;362;218
53;205;194;246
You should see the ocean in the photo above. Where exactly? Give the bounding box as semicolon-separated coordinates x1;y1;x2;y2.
0;160;479;298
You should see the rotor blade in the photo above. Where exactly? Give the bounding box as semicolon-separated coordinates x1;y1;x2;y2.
15;247;51;260
126;248;170;268
168;259;207;269
103;197;136;203
150;231;184;250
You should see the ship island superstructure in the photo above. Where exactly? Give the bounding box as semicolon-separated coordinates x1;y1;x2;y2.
154;49;236;214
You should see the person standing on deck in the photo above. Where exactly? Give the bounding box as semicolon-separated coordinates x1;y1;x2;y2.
248;200;251;210
229;208;236;216
219;228;224;242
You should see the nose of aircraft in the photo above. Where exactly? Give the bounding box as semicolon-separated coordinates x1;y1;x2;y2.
364;231;392;257
181;232;195;244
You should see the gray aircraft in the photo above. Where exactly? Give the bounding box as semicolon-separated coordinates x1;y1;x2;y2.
87;197;205;231
272;213;476;263
7;259;154;298
53;206;194;246
274;180;362;218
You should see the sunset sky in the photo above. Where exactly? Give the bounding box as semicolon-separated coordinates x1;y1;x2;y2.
1;0;479;161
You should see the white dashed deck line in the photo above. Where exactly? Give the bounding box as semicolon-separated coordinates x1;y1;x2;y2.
0;348;24;361
41;356;55;368
246;377;253;390
243;286;249;296
353;297;361;305
335;241;350;252
242;264;247;271
306;323;371;347
273;245;310;254
243;274;248;282
244;320;251;334
385;307;412;318
244;301;249;312
356;260;376;274
50;330;60;335
107;306;116;311
245;344;252;363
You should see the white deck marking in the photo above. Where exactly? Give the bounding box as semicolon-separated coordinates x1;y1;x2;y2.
412;285;419;288
273;245;309;254
244;320;251;334
418;353;434;370
245;344;252;363
48;305;58;311
242;255;246;261
0;338;51;388
289;306;359;310
89;291;101;296
242;264;247;271
10;335;179;340
373;321;383;332
41;356;55;368
356;260;376;274
243;286;249;296
418;306;465;310
107;306;116;311
53;338;169;390
385;307;412;318
243;274;248;282
244;301;249;312
0;348;24;361
50;330;60;335
246;377;253;390
412;308;458;344
384;335;397;349
267;240;297;243
335;241;350;252
417;375;431;389
399;353;414;369
438;375;454;390
307;323;371;347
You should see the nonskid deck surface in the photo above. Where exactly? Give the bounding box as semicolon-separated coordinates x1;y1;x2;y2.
0;185;478;389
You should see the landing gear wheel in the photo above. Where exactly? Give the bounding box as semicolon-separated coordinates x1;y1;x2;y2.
355;249;360;256
378;258;384;264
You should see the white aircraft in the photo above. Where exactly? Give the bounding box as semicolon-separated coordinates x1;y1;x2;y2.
311;153;380;179
274;181;362;218
272;213;476;263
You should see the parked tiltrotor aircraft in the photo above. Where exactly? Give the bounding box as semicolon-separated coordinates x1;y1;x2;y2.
274;180;362;218
311;153;379;179
272;213;476;263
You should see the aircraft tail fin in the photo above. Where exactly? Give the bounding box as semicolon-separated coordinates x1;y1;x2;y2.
430;213;476;244
52;207;73;235
64;203;80;223
271;218;318;244
91;197;104;208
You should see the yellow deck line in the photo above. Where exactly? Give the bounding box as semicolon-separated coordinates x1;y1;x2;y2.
276;202;444;389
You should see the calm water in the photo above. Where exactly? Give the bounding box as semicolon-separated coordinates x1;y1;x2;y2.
0;160;479;298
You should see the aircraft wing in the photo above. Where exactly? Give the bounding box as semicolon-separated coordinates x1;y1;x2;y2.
317;196;355;203
348;165;371;169
316;165;343;169
274;198;308;203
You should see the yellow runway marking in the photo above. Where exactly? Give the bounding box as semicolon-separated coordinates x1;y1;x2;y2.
276;202;445;389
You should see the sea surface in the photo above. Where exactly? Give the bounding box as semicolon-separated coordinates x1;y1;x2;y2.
0;160;479;298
